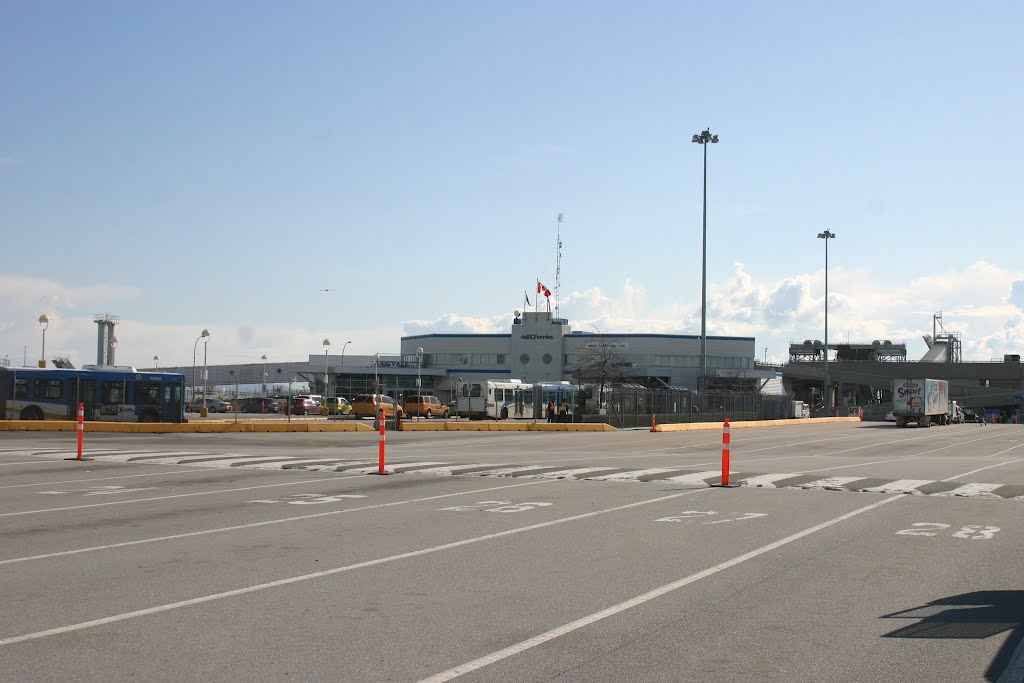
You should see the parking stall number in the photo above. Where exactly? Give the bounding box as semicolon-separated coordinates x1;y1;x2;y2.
248;493;368;505
656;511;767;525
440;500;554;513
895;523;1000;540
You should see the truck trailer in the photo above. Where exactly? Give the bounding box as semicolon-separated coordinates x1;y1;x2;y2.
892;378;950;427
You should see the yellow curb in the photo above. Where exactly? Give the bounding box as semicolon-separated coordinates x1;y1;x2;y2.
399;422;446;431
652;416;861;432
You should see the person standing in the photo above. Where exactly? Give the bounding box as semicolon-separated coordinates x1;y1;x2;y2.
547;399;556;423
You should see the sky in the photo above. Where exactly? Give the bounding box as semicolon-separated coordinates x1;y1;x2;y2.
1;1;1022;371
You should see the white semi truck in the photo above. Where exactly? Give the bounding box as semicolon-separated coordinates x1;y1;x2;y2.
892;378;950;427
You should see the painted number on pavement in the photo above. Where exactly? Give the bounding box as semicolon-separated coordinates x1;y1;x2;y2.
440;500;554;513
896;523;1000;539
248;493;368;505
656;510;767;524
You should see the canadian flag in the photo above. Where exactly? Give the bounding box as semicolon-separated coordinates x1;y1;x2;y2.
537;281;551;297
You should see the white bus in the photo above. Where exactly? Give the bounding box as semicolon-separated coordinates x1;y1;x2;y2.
456;380;578;420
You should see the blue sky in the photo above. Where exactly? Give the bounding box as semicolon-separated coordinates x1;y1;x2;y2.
2;1;1022;369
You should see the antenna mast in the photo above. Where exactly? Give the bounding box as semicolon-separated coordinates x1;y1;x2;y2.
555;213;563;318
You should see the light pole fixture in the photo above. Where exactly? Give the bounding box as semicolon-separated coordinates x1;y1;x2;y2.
110;336;118;366
154;355;160;370
817;229;836;415
261;354;268;397
202;332;210;415
192;329;210;404
323;339;331;397
692;127;719;391
416;347;424;421
340;340;351;366
38;314;50;368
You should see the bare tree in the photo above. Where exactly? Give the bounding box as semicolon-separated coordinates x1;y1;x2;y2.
571;335;632;411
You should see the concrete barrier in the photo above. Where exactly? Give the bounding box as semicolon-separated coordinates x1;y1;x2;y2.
652;416;861;432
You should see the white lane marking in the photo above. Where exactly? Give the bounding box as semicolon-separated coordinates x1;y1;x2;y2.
800;476;866;491
0;480;554;566
534;467;623;478
0;475;366;518
0;487;715;647
934;483;1004;498
943;459;1022;481
738;473;801;488
0;470;202;490
586;468;686;481
80;451;206;460
660;470;723;485
412;464;507;475
417;494;904;682
858;479;932;494
794;432;1010;475
466;465;568;477
240;459;349;470
0;461;67;466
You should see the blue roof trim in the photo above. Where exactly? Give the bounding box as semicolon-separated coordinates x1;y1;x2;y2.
445;369;510;375
403;334;511;340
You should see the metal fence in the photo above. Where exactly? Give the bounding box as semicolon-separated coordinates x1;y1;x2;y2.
587;388;794;429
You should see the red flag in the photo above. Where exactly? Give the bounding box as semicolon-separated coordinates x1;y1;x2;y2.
537;281;543;294
543;286;551;298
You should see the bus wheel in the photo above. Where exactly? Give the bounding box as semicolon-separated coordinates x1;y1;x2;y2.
20;406;44;421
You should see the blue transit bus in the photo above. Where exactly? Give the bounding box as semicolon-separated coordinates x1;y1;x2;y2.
0;366;186;422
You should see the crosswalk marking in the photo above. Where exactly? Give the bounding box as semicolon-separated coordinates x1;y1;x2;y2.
738;473;801;488
858;479;933;494
586;467;687;482
661;470;725;485
934;483;1003;498
800;476;867;491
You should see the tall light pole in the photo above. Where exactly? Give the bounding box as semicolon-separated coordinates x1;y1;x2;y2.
38;314;50;368
323;339;331;397
818;229;836;415
692;127;719;392
340;340;351;366
192;329;210;404
202;332;210;415
416;346;424;421
153;355;160;370
261;354;268;397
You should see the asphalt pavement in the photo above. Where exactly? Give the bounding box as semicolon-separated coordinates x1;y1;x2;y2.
0;422;1021;682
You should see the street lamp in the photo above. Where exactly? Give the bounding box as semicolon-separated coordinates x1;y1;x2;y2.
154;355;160;370
202;332;210;416
692;127;719;392
416;347;424;421
817;229;836;415
38;314;50;368
261;354;268;398
323;339;331;397
192;329;210;404
340;340;351;366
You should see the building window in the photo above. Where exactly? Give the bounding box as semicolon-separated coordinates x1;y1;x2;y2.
542;353;552;365
520;353;530;365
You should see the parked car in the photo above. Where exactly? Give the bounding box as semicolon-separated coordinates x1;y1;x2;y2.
884;411;896;422
187;398;232;413
291;397;322;416
403;394;449;418
322;397;352;415
241;397;280;414
350;394;404;419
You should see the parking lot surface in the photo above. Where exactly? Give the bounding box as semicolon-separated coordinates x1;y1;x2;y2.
1;422;1021;682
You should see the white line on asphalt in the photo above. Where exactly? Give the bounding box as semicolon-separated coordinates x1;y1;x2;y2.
0;475;367;518
0;461;66;466
934;483;1004;498
0;479;556;566
586;468;686;481
858;479;933;494
944;459;1023;482
0;471;206;490
737;473;801;488
0;487;716;647
417;494;904;682
660;470;724;485
799;476;866;490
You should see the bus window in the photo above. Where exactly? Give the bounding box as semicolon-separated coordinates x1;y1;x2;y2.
34;378;63;400
137;381;161;405
102;380;126;404
14;378;28;399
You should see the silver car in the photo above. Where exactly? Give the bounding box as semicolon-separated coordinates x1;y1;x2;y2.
188;398;232;413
